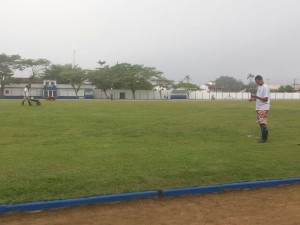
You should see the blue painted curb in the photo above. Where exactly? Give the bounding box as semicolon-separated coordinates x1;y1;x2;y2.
0;191;158;214
0;205;5;214
162;177;300;197
1;177;300;215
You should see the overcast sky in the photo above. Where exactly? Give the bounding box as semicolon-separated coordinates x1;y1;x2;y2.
1;0;300;85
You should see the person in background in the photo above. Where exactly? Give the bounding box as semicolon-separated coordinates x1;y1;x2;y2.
22;85;32;106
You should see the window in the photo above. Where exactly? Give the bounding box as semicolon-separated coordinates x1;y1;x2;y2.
5;90;9;94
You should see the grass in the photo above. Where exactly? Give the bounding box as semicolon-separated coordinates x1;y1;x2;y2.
0;99;300;204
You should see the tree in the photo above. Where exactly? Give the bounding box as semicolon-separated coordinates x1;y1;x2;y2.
22;58;51;87
110;63;161;99
88;62;171;99
245;73;256;93
61;65;87;97
97;60;106;68
0;53;23;98
278;85;294;92
285;85;294;92
215;76;245;92
43;64;70;84
87;65;115;98
183;75;191;83
151;75;174;99
245;82;257;93
175;81;200;91
247;73;255;83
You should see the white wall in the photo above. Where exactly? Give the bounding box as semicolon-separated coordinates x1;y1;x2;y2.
187;91;300;100
188;91;251;100
4;86;300;100
93;89;172;100
59;89;85;97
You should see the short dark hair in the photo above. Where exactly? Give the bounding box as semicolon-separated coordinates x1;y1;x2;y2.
255;75;263;80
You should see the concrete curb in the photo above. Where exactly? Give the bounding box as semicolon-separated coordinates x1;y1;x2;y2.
162;177;300;197
0;191;158;214
1;177;300;214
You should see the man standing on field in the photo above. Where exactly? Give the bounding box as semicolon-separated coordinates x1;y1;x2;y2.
249;75;270;143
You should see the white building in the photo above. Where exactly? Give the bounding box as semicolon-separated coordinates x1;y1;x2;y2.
4;80;94;99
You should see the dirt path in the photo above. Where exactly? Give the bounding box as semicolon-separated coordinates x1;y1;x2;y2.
1;183;300;225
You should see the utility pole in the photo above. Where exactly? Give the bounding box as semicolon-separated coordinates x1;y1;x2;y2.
293;78;297;91
73;45;76;68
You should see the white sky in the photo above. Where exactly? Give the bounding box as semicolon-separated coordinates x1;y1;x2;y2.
1;0;300;85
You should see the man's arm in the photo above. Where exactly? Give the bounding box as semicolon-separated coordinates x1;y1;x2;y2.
251;94;268;102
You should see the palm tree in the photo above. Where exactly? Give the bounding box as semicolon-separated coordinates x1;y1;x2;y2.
247;73;255;83
97;60;106;68
183;75;191;83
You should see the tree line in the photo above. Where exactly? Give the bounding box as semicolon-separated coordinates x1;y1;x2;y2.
1;53;296;99
0;53;175;99
0;53;205;99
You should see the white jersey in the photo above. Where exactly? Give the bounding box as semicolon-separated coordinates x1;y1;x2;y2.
256;83;270;110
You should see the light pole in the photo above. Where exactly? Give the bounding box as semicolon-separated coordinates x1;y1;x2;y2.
73;45;76;68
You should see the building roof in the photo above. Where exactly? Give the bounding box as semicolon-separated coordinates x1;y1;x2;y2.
5;83;93;89
6;84;43;88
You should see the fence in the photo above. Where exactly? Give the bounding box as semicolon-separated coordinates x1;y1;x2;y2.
4;87;300;100
188;91;300;100
93;89;300;100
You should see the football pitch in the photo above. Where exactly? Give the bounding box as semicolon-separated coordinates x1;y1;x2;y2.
0;99;300;204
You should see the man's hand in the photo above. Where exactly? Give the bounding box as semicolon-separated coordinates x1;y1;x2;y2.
249;94;257;101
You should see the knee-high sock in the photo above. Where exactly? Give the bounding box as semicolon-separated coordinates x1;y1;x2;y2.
262;127;268;140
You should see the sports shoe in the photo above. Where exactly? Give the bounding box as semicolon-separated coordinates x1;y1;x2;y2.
257;138;266;143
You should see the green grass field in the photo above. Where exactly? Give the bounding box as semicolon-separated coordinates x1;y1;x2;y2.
1;99;300;204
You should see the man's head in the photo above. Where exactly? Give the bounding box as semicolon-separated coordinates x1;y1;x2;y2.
255;75;264;86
